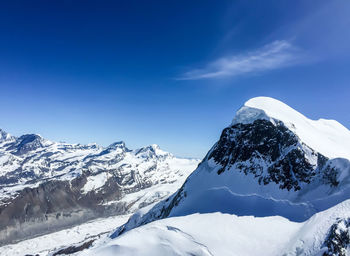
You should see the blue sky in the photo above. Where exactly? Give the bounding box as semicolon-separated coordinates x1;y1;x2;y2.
0;0;350;158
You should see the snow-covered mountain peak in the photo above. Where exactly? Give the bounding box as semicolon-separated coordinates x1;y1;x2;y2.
232;97;306;126
149;144;169;155
232;96;350;160
7;133;52;155
18;133;43;142
0;128;14;142
135;144;172;159
150;144;160;149
107;141;127;150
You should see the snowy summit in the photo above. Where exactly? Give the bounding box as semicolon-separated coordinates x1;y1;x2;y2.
233;97;350;160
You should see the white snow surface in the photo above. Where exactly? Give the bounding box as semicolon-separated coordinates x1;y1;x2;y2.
82;172;110;194
233;97;350;160
0;214;130;256
79;213;299;256
78;199;350;256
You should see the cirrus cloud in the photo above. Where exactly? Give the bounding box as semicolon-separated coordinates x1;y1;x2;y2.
177;40;304;80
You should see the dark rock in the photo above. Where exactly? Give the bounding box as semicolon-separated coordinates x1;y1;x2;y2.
323;218;350;256
208;120;339;191
53;239;95;255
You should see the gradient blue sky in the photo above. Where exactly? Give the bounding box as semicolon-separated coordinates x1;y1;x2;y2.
1;0;350;158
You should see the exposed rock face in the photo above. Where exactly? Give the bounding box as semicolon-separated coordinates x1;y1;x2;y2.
0;175;126;245
322;218;350;256
0;129;199;245
208;119;340;191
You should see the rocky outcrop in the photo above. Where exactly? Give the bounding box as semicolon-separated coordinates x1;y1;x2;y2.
208;119;340;191
0;172;126;245
322;218;350;256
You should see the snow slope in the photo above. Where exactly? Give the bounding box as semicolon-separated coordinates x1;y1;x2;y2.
0;214;130;256
80;213;299;256
79;199;350;256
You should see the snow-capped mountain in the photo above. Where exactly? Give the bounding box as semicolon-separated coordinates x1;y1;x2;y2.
0;129;200;245
88;96;350;256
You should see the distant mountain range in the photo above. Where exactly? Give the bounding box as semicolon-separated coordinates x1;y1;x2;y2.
0;129;200;244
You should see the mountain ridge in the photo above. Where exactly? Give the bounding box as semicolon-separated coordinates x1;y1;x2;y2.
0;128;200;245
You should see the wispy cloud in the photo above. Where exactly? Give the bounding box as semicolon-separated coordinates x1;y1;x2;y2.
177;40;303;80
